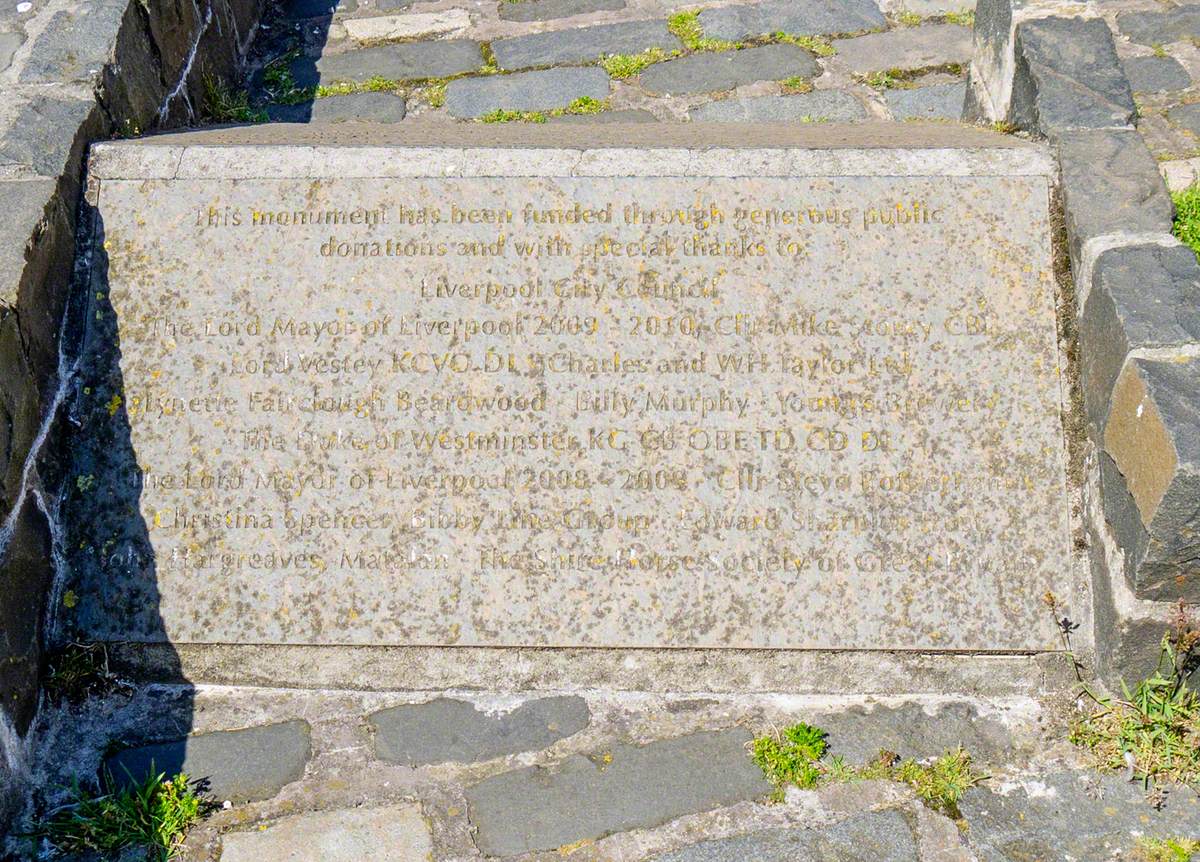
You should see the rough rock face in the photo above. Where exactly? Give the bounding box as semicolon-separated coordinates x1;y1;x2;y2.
0;0;268;838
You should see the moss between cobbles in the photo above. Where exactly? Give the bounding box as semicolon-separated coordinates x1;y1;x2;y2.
603;47;677;79
1172;184;1200;258
893;9;975;27
480;96;610;123
1135;837;1200;862
751;722;986;817
859;63;964;90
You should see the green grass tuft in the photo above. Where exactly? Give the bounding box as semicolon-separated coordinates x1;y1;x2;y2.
201;75;266;124
1070;610;1200;789
667;10;741;52
44;643;124;704
30;772;213;861
943;9;975;27
1172;184;1200;259
895;10;923;26
602;47;672;78
1135;837;1200;862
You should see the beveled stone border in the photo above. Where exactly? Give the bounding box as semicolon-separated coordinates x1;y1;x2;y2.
967;0;1200;686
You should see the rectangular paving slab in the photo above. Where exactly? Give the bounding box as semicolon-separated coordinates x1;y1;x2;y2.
71;124;1072;654
640;43;818;94
445;66;610;116
219;804;433;861
491;19;680;69
299;39;482;86
464;728;773;855
369;696;589;765
649;811;920;861
105;720;311;803
698;0;885;41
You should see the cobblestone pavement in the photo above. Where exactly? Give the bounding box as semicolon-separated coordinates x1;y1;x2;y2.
242;0;1200;192
245;0;978;126
21;685;1200;861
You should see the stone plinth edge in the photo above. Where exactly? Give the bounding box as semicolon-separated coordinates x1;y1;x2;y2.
969;0;1200;688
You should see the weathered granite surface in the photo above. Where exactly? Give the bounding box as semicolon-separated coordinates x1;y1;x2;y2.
106;720;312;803
465;729;772;856
69;126;1071;654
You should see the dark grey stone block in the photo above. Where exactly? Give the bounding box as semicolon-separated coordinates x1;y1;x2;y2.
16;0;126;83
833;24;972;74
960;770;1200;860
640;44;818;95
699;0;885;41
1057;129;1175;272
0;31;22;73
1168;102;1200;137
1009;17;1135;136
267;91;407;123
1123;55;1191;93
1080;244;1200;433
369;696;589;765
817;702;1019;766
884;82;966;120
301;40;482;86
1088;483;1180;689
499;0;625;23
0;94;99;179
0;178;56;300
1101;356;1200;602
445;66;610;117
105;720;312;803
649;812;919;862
550;108;658;123
492;19;679;69
1117;4;1200;46
691;90;866;122
465;729;772;856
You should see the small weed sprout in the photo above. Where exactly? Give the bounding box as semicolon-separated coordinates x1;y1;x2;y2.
1172;184;1200;258
1135;836;1200;862
943;9;975;27
895;10;923;26
752;722;828;793
31;771;213;861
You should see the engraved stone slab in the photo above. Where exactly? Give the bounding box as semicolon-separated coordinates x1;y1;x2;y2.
75;124;1071;651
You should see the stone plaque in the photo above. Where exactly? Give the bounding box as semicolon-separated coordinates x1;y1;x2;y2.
73;125;1072;651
